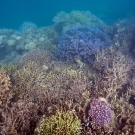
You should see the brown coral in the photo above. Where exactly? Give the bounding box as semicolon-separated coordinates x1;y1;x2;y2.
0;100;39;135
94;46;135;92
18;48;52;67
13;61;46;87
0;68;11;92
0;68;13;105
43;67;91;104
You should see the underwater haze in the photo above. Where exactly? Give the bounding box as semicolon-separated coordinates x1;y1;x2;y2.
0;0;135;28
1;0;135;135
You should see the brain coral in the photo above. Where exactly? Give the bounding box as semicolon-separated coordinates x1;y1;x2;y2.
54;25;111;63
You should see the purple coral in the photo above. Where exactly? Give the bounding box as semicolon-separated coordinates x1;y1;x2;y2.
54;25;111;63
88;98;112;125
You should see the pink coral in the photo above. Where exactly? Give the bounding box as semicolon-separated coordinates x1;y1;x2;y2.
88;98;112;125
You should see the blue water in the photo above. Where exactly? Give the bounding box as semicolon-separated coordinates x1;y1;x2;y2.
0;0;135;29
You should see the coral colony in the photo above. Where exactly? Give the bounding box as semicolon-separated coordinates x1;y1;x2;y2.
88;98;112;125
54;25;111;63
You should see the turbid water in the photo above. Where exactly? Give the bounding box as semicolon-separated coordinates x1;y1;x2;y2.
0;0;135;29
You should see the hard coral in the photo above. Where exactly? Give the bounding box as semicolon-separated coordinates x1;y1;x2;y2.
44;67;91;103
88;98;112;125
0;101;39;135
20;22;37;35
70;10;92;25
54;25;111;63
13;61;46;87
53;10;108;30
94;47;135;90
18;48;51;66
0;68;12;105
35;110;81;135
0;68;11;92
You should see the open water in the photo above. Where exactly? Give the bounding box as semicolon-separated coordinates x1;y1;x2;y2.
0;0;135;29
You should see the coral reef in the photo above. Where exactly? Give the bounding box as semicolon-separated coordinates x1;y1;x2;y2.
0;11;135;135
0;22;58;64
54;25;111;63
35;110;81;135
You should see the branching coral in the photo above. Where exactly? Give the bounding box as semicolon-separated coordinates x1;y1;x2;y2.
108;90;135;135
1;10;135;135
53;10;108;30
94;46;135;91
35;110;81;135
54;25;111;63
13;61;46;87
0;68;13;105
88;98;113;125
44;67;91;103
113;18;135;52
0;68;11;92
81;89;135;135
20;22;37;35
53;11;70;23
36;26;59;53
18;48;52;67
70;10;92;25
12;61;47;100
0;101;39;135
1;62;18;75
